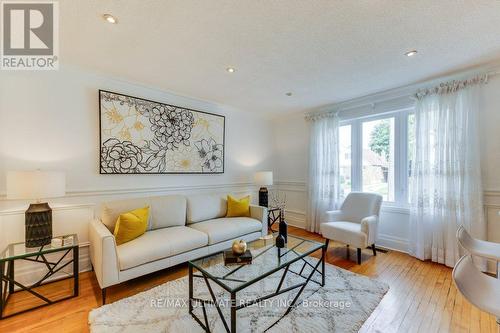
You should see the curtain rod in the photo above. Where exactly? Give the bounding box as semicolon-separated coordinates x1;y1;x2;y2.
306;67;500;118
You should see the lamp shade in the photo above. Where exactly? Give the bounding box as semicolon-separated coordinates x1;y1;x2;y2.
6;171;65;200
254;171;273;186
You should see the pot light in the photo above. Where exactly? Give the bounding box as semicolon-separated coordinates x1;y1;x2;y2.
103;14;118;24
405;50;418;57
226;67;236;73
285;92;292;96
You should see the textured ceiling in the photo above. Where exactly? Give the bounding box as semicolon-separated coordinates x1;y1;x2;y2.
60;0;500;114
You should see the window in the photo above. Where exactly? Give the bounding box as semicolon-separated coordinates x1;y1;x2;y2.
362;118;395;201
338;109;414;205
339;125;351;197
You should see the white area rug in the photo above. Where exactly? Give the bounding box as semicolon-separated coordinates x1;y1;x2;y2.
89;258;388;333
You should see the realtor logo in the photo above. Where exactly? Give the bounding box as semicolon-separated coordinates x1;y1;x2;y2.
1;1;59;70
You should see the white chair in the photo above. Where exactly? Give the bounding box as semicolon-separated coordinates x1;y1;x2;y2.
457;226;500;276
320;192;383;264
453;255;500;323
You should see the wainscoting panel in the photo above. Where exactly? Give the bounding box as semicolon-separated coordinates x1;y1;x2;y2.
0;183;259;286
276;181;500;254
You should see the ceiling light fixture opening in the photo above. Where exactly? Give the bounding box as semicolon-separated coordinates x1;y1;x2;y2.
285;92;293;96
226;67;236;73
103;14;118;24
405;50;418;57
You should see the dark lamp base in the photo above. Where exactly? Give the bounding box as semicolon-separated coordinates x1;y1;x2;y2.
259;187;269;207
25;202;53;248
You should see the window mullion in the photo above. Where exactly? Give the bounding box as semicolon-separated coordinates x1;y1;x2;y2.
351;119;362;192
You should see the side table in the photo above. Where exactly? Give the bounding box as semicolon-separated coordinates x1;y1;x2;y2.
0;234;79;319
268;207;282;232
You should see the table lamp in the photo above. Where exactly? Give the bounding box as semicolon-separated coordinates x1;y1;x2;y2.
254;171;273;207
6;171;65;247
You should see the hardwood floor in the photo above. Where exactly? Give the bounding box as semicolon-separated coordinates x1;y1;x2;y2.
0;226;497;332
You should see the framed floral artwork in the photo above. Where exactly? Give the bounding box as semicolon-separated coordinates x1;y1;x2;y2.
99;90;225;174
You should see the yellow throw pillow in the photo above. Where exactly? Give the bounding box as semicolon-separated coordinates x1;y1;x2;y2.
114;206;150;245
226;195;251;217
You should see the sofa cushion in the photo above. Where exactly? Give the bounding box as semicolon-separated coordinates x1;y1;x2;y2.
116;226;208;270
149;195;186;229
100;197;151;232
188;217;262;245
186;195;227;224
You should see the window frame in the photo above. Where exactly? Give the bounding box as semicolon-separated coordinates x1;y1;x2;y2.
339;107;414;207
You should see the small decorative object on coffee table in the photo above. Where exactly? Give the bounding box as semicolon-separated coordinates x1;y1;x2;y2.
231;239;247;255
279;218;288;243
0;234;79;319
224;250;253;265
275;233;285;248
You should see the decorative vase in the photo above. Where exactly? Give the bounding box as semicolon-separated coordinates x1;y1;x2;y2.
278;213;288;243
276;234;285;248
232;239;247;256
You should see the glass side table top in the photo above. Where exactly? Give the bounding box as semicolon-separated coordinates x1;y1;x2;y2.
189;233;324;292
0;234;79;262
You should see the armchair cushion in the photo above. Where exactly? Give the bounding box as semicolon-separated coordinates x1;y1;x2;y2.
320;221;368;248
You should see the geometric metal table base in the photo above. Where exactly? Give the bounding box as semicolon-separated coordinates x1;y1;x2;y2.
189;243;326;333
0;246;79;319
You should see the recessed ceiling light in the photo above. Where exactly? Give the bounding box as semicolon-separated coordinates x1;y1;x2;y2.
103;14;118;24
226;67;235;73
285;92;293;96
405;50;418;57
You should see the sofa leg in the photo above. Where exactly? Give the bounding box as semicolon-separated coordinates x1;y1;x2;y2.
102;288;107;305
372;244;377;256
357;248;361;265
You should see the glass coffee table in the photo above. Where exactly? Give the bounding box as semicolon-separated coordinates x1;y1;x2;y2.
188;234;326;332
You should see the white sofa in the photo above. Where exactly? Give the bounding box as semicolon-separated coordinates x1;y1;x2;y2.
89;194;267;303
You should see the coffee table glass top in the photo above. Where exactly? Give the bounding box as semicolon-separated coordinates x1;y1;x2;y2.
0;234;78;262
189;234;324;291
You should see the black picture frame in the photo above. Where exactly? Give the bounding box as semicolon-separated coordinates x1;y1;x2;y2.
98;89;225;175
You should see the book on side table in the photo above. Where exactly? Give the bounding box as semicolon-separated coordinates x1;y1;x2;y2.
224;250;253;265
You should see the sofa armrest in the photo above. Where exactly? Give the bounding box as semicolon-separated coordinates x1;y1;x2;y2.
88;218;120;289
250;205;268;236
322;210;345;223
361;215;378;245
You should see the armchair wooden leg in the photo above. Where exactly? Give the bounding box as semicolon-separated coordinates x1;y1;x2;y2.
102;288;107;305
357;248;361;265
372;244;377;256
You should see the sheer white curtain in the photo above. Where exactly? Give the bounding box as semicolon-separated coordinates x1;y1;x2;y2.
306;113;340;233
409;76;487;267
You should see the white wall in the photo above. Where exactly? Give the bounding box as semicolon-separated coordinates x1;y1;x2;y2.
272;75;500;252
0;66;274;284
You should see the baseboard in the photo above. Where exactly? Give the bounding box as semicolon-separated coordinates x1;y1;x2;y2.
284;209;306;228
377;234;409;253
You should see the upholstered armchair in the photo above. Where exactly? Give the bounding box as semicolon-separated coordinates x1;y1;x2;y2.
320;192;383;264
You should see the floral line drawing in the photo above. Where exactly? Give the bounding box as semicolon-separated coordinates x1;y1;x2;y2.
100;90;224;174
